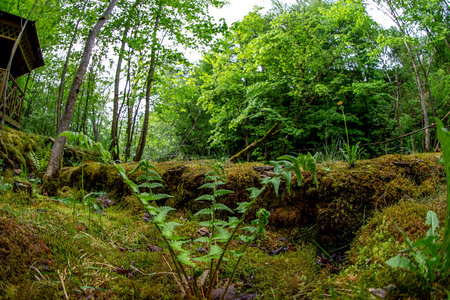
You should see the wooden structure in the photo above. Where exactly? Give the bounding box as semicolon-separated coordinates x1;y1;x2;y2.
0;10;44;128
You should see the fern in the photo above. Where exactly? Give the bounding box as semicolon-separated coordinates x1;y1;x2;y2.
28;150;47;173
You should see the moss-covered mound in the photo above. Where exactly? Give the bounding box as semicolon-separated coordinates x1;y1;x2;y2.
0;126;102;174
325;199;448;299
59;153;443;247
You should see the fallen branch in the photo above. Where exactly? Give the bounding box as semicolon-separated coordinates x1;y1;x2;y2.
230;122;280;163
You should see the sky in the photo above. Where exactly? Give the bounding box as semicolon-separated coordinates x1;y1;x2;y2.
210;0;297;24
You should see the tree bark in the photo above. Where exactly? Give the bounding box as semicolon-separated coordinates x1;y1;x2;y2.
80;68;94;135
110;26;129;161
42;0;119;196
134;4;162;161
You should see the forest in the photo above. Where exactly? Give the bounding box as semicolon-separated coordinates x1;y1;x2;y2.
0;0;449;299
2;0;449;163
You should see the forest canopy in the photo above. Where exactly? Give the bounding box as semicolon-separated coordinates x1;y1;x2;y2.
1;0;449;162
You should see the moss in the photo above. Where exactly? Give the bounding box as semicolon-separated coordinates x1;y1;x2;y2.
0;215;54;298
57;153;444;249
0;126;103;177
323;199;448;299
221;244;318;298
118;195;145;216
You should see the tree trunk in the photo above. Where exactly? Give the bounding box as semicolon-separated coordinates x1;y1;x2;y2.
42;0;119;196
56;0;89;129
395;67;403;154
110;26;129;161
385;66;403;154
126;97;142;161
134;4;162;162
387;2;431;152
81;67;94;135
91;105;99;143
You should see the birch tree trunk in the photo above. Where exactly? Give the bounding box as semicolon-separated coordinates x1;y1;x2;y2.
42;0;119;196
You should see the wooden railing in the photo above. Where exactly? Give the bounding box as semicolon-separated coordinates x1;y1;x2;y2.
0;68;24;128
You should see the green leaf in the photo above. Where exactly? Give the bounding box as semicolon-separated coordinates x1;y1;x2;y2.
238;235;253;243
192;255;212;263
138;182;164;189
161;222;182;238
242;226;258;233
125;180;139;194
153;206;176;223
195;208;214;216
270;176;281;197
213;203;234;213
195;194;215;201
277;155;297;164
282;170;292;195
209;244;224;259
194;236;211;243
386;255;414;271
198;221;213;227
229;250;245;257
227;216;241;228
149;194;173;201
214;189;234;197
212;226;231;241
177;251;196;267
236;201;252;213
168;240;185;252
247;187;263;200
199;183;215;189
425;210;439;238
257;208;270;227
114;163;128;180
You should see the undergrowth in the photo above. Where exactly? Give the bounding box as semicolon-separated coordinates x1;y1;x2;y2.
0;145;447;299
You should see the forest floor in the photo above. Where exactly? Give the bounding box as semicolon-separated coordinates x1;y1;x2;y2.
0;129;448;299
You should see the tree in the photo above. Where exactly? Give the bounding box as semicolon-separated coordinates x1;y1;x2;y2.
56;0;89;129
42;0;119;195
373;0;433;151
131;0;227;161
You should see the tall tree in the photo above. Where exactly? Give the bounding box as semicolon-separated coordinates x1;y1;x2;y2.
374;0;432;151
132;0;227;161
56;0;89;129
42;0;119;195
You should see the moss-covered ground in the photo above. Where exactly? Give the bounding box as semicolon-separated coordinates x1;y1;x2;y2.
0;127;448;299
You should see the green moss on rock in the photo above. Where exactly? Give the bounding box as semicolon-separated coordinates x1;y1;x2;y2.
58;153;443;248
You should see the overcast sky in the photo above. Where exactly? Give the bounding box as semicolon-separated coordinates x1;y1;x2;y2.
210;0;298;24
